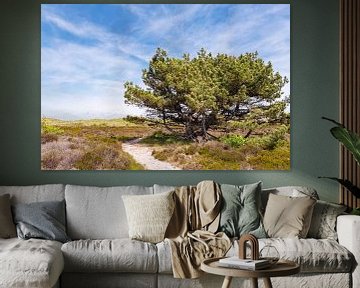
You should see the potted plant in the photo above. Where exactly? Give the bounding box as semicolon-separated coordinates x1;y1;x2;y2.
320;117;360;215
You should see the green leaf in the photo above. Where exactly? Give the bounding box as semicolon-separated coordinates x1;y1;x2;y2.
351;208;360;215
318;177;360;198
321;116;344;127
330;127;360;165
322;117;360;165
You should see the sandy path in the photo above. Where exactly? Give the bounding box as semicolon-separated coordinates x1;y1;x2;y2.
122;139;181;170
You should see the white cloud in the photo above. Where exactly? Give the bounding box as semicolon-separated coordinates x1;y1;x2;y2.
42;6;154;63
42;41;143;85
42;9;106;39
41;19;147;119
137;5;206;36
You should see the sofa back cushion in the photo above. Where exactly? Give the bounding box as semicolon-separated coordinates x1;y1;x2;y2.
0;185;65;204
65;185;153;239
0;194;17;238
153;184;177;194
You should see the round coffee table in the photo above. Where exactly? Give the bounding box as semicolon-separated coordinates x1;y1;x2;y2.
201;257;300;288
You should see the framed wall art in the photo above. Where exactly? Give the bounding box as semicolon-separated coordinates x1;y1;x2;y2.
41;3;290;170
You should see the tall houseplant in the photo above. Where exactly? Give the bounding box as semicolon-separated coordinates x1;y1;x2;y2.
320;117;360;213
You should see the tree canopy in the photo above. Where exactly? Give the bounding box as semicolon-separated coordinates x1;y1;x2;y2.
124;48;289;140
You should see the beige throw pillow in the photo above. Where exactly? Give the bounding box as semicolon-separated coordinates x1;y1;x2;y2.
263;193;316;238
122;191;175;243
0;194;17;238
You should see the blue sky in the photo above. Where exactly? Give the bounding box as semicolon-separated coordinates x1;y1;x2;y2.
41;4;290;120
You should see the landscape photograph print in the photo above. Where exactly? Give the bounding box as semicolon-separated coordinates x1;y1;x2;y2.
41;4;290;170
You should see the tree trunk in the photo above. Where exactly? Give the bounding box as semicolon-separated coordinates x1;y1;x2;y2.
162;110;166;125
201;116;207;140
185;122;195;140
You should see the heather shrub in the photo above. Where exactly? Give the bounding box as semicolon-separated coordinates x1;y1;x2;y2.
41;137;85;170
41;133;58;144
41;149;63;170
151;149;168;161
197;141;245;169
262;125;288;150
220;134;246;148
75;143;134;170
141;131;189;145
152;141;246;170
184;144;197;155
248;144;290;170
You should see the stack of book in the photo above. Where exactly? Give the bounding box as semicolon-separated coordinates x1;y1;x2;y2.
218;257;271;270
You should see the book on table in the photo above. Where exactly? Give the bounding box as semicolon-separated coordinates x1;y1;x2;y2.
218;257;271;270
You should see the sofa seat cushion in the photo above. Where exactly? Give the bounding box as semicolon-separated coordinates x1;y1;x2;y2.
0;238;64;288
230;238;353;273
61;239;158;273
157;238;353;274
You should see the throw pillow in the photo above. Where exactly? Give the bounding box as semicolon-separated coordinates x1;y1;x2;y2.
122;191;175;243
12;200;70;243
261;186;319;214
307;200;347;240
218;182;266;238
263;193;316;238
0;194;16;238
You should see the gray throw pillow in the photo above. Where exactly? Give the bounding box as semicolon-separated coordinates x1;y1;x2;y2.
307;200;347;240
0;194;16;238
218;182;266;238
12;200;70;243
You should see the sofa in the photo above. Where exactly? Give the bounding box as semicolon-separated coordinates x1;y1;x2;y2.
0;183;359;288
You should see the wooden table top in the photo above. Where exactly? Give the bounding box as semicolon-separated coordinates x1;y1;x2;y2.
201;257;300;278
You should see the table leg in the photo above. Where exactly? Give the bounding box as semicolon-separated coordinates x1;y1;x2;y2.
221;276;233;288
263;277;273;288
251;278;258;288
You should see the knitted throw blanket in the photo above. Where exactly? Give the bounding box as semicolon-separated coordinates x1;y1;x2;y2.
165;181;231;279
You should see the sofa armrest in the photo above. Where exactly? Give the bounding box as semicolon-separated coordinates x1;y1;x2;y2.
337;215;360;288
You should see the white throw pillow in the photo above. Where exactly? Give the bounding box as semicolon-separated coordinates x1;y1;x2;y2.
122;191;175;243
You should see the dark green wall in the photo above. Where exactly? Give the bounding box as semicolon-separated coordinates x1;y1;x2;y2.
0;0;340;202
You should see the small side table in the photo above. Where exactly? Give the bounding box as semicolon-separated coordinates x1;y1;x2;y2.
201;257;300;288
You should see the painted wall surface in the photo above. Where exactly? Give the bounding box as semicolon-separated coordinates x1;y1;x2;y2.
0;0;340;202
